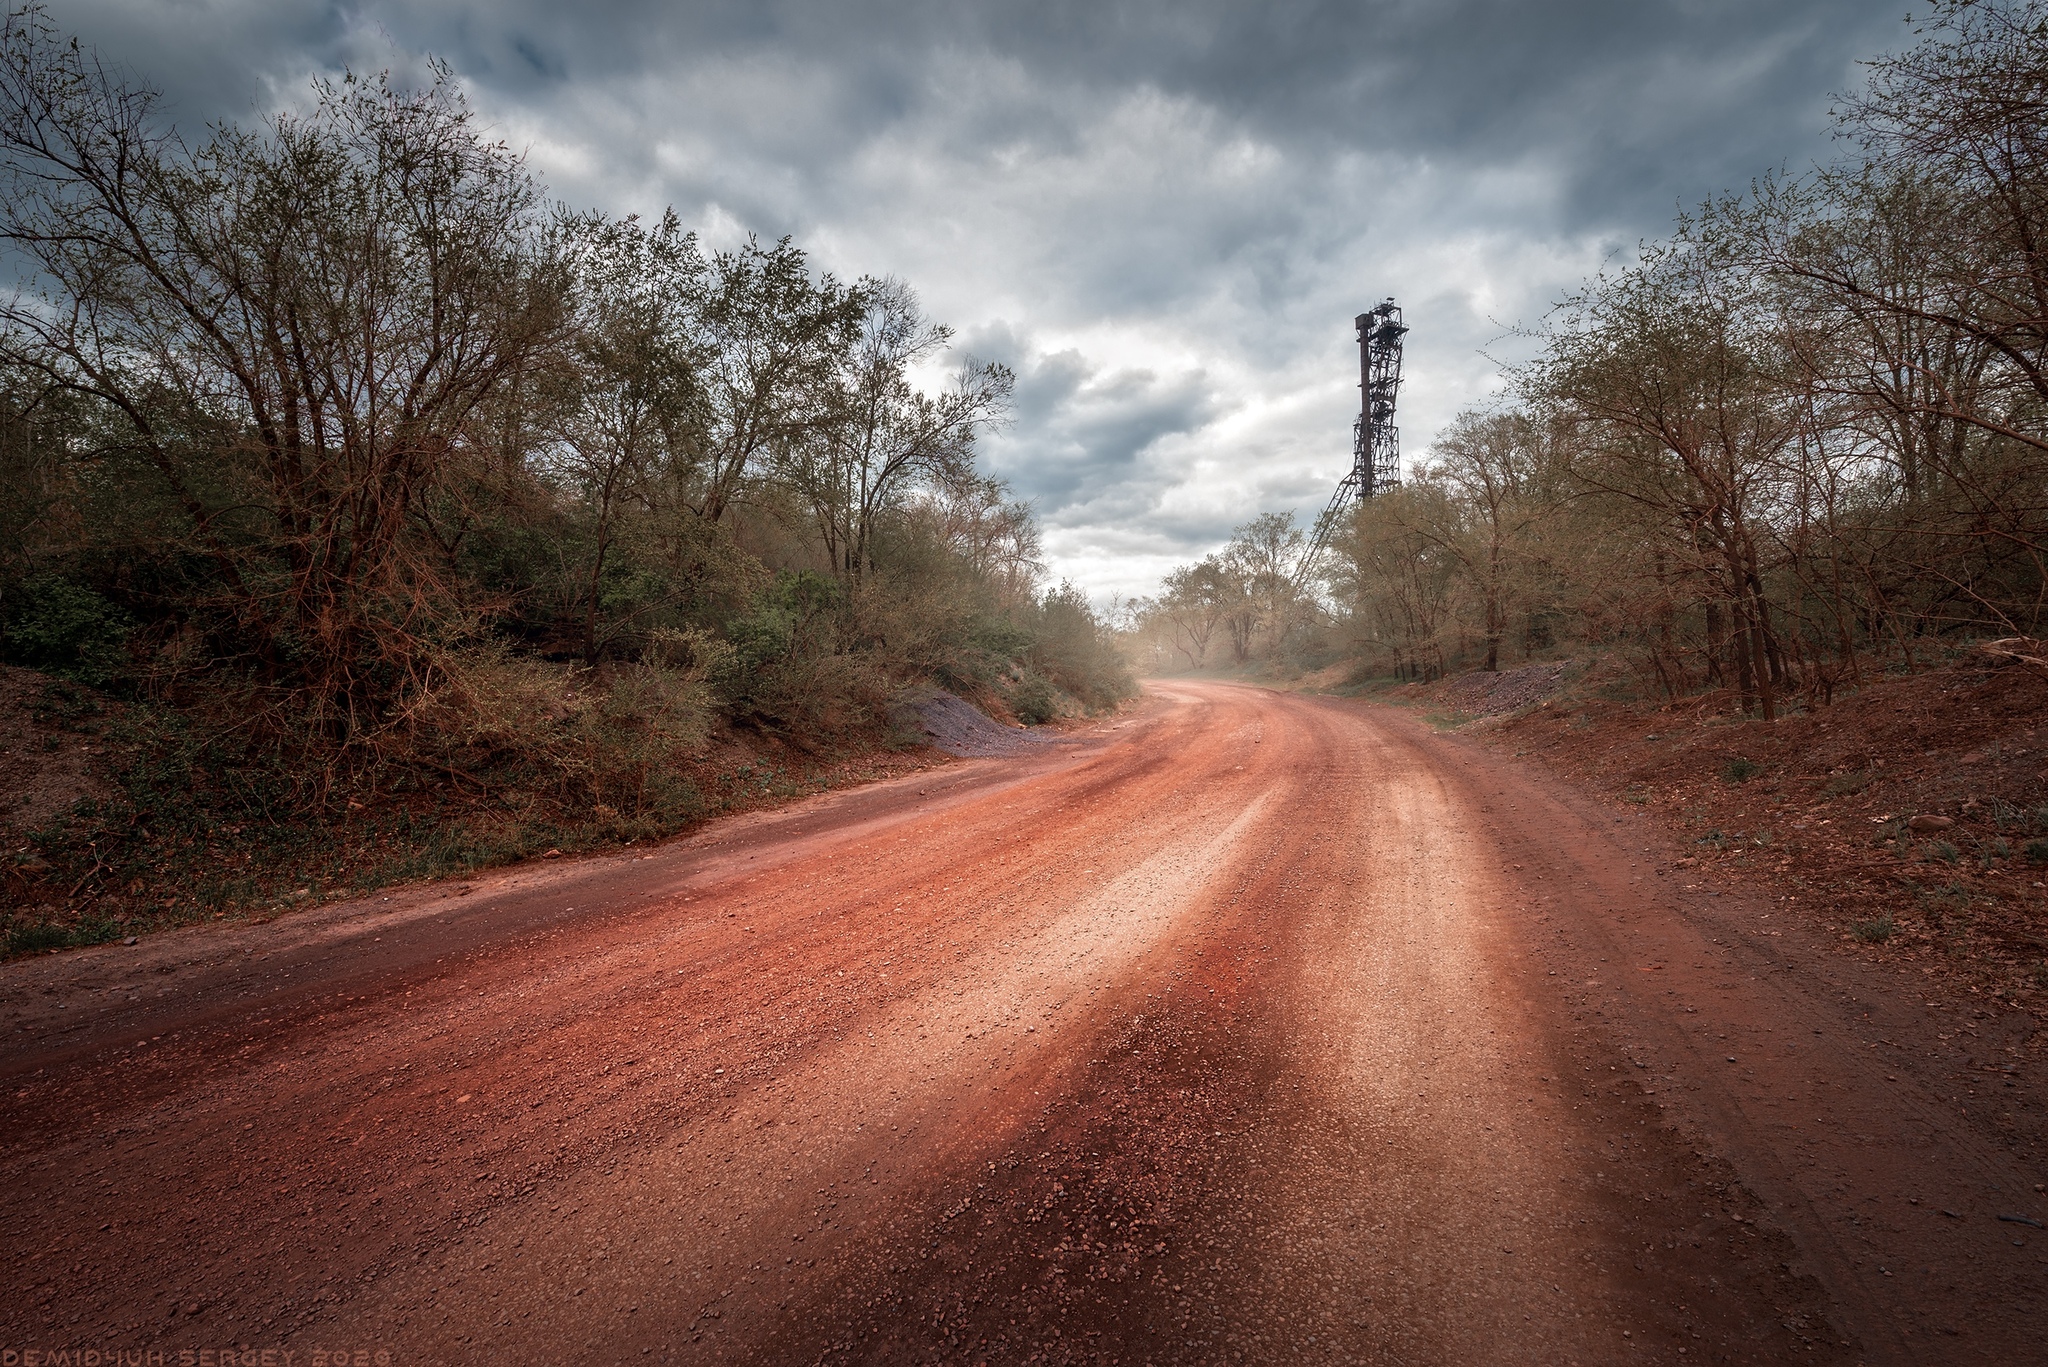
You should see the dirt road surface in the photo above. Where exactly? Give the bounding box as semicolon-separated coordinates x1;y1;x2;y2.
4;682;2043;1365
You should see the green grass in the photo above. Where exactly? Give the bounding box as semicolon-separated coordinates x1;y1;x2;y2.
1917;882;1971;928
3;916;125;956
1851;914;1896;944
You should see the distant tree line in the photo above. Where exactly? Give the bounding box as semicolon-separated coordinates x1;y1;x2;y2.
1134;0;2048;716
0;6;1131;817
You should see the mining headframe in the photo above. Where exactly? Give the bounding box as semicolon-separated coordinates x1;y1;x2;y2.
1295;299;1408;586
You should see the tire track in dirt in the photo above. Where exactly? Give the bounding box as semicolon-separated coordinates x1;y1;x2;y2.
698;689;1833;1367
1369;711;2048;1362
6;682;2023;1363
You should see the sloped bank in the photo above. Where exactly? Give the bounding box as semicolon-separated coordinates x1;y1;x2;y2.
1;673;1079;957
1373;647;2048;1013
888;686;1064;758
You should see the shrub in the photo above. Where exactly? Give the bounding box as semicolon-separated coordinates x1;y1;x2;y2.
1720;756;1762;784
1918;883;1970;927
31;676;103;727
1823;770;1870;797
400;642;715;820
1028;581;1136;711
1010;670;1058;725
4;921;68;955
713;571;881;733
3;916;123;957
2;576;131;686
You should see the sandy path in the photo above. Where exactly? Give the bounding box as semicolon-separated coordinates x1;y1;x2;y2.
2;682;2039;1364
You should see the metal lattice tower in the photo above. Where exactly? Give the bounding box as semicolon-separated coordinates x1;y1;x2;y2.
1296;299;1408;585
1355;299;1406;495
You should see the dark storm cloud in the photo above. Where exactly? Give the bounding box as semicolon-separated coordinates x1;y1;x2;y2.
1012;358;1220;517
963;322;1220;520
438;1;1896;221
66;1;1898;222
987;0;1888;221
45;0;1917;594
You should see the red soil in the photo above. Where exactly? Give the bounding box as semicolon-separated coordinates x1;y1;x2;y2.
1;682;2040;1364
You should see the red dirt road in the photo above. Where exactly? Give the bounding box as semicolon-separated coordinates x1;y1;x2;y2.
3;682;2043;1365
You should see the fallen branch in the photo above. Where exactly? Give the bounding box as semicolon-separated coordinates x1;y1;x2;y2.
1976;638;2048;675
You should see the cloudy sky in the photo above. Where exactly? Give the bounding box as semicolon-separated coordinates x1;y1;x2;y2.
51;0;1910;598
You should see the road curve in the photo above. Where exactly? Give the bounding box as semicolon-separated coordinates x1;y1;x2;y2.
2;682;2039;1364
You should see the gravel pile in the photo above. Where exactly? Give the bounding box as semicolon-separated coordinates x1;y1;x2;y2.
890;687;1055;758
1441;659;1571;716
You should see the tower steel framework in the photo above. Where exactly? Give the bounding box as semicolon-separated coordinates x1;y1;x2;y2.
1296;299;1407;585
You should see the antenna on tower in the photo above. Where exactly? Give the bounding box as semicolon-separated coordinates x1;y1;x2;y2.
1294;299;1407;589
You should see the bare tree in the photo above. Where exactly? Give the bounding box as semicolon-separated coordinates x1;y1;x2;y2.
780;279;1013;584
1223;511;1304;655
1335;490;1458;681
1822;0;2048;451
0;8;567;732
547;208;703;662
1532;234;1801;718
919;469;1043;608
1153;559;1230;667
684;237;862;523
1401;411;1563;671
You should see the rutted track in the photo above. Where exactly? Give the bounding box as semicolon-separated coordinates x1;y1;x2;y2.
2;682;2039;1364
